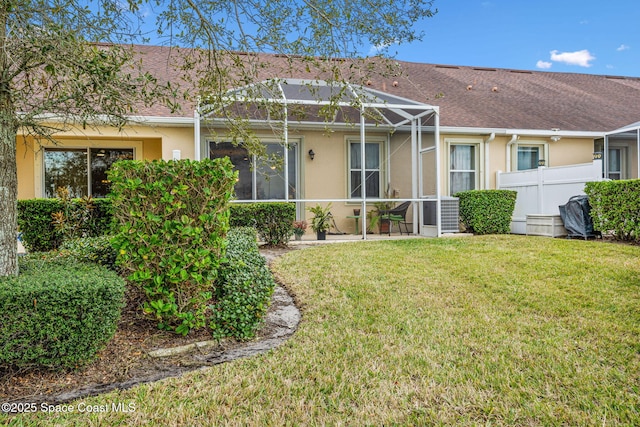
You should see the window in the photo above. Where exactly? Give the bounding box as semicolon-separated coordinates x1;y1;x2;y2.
517;146;540;170
44;148;134;198
209;141;297;200
513;142;548;171
449;144;477;195
348;141;381;198
608;147;626;180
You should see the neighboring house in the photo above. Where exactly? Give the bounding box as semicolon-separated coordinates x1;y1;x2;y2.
16;45;640;236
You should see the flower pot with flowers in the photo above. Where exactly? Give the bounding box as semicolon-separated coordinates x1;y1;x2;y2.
292;220;307;240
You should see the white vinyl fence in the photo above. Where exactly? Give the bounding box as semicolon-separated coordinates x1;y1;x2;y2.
496;160;603;234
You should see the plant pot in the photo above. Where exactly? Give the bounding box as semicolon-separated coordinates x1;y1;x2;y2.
353;209;361;216
316;231;326;240
379;218;390;234
294;234;302;241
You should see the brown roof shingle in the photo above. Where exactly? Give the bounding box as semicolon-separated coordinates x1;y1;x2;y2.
133;45;640;133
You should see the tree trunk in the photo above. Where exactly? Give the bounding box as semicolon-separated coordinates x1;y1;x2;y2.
0;96;17;274
0;2;18;276
0;111;18;276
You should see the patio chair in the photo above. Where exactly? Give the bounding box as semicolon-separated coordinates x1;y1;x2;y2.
378;201;411;236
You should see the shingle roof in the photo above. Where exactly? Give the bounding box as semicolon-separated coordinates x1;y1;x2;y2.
133;45;640;133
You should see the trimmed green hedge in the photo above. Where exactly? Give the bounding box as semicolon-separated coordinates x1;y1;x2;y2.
585;179;640;242
0;258;125;370
211;227;276;340
17;198;113;252
454;190;517;235
17;198;293;251
110;159;237;335
230;203;296;246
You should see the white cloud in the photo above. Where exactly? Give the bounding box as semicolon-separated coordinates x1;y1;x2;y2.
617;44;630;51
368;41;397;56
536;60;552;69
549;49;595;67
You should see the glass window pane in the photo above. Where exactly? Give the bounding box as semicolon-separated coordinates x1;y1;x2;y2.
90;148;133;198
608;148;621;172
256;144;286;200
450;145;473;170
365;171;379;197
44;149;88;198
287;145;297;199
350;143;361;169
351;171;362;198
450;171;475;195
365;143;379;169
209;141;252;200
517;146;539;170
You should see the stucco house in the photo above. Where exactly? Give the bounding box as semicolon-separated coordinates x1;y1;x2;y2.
16;45;640;236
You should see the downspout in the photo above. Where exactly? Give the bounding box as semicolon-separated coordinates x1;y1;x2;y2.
505;134;519;172
194;108;201;161
484;132;495;188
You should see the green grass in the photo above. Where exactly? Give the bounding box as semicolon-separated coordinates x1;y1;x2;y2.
6;236;640;426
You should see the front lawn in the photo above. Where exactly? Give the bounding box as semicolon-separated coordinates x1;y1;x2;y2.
8;236;640;425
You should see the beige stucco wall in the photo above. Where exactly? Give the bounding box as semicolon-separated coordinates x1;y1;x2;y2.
17;118;603;236
17;122;193;200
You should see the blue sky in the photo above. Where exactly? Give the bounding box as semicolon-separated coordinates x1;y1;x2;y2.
380;0;639;77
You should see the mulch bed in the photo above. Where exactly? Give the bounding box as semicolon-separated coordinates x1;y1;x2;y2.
1;246;297;405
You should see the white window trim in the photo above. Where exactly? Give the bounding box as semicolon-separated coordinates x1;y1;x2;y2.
346;138;385;199
35;140;142;198
512;140;549;170
445;138;483;196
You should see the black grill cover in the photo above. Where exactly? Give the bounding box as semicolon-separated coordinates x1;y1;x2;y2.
559;195;598;239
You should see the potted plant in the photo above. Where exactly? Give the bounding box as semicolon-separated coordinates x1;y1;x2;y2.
292;220;307;241
307;203;332;240
373;200;396;234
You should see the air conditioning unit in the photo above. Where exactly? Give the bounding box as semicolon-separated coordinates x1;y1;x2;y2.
423;197;460;233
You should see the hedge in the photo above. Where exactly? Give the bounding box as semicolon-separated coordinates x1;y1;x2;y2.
0;258;125;370
110;159;237;335
17;197;293;251
454;190;517;235
17;198;113;252
585;179;640;242
230;203;296;246
211;227;276;340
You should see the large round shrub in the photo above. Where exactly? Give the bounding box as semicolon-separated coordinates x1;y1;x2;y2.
0;258;125;370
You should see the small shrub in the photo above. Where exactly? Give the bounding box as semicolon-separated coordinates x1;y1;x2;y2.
210;227;276;340
0;258;125;370
59;236;118;271
455;190;517;235
585;179;640;242
110;158;237;335
230;203;296;246
17;199;63;252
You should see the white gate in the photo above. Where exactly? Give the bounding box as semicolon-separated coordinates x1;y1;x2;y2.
496;160;603;234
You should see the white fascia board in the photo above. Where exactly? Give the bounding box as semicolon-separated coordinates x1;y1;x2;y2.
20;112;195;128
127;115;195;127
426;126;605;138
